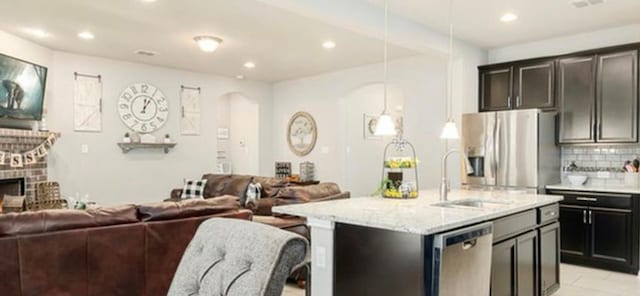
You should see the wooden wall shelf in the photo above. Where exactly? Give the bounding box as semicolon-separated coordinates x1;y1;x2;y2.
117;142;176;154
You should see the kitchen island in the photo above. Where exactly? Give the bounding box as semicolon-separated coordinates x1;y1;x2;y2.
274;189;563;296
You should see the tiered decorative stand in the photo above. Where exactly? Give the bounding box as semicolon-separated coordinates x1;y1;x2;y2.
380;138;419;199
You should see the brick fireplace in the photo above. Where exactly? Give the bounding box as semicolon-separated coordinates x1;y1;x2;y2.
0;128;58;202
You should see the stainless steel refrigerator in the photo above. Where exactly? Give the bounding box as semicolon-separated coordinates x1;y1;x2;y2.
461;109;560;192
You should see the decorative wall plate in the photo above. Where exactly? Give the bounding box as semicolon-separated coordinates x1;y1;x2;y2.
287;111;317;156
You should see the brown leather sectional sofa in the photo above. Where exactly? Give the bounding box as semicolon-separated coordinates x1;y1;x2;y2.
0;196;251;296
168;174;350;240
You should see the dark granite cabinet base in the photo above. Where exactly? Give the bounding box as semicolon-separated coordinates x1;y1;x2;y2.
334;204;561;296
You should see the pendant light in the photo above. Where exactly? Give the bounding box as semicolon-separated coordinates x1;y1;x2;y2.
440;0;459;140
374;0;397;136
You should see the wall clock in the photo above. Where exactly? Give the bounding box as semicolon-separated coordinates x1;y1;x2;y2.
118;83;169;133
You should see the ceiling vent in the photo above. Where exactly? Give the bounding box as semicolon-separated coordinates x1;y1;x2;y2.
134;49;158;57
570;0;605;8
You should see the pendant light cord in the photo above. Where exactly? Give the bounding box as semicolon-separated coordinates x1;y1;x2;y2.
382;0;389;114
446;0;454;121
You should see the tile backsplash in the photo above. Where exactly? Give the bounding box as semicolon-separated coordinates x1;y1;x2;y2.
561;145;639;186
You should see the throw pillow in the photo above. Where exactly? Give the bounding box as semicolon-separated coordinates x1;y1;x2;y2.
180;179;208;199
245;182;262;207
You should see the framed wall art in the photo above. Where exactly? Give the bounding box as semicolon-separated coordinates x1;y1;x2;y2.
363;113;380;140
287;111;317;157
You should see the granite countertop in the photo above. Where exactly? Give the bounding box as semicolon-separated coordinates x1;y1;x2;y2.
546;184;640;194
273;189;562;236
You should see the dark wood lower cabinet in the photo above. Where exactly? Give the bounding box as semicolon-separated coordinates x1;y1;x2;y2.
590;208;633;264
490;209;558;296
539;222;561;296
559;206;588;256
516;231;538;296
549;190;639;274
491;239;517;296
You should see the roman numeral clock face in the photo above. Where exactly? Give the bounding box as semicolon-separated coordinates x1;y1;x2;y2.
118;83;169;133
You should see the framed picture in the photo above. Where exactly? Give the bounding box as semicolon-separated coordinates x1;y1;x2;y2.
287;111;317;156
0;53;47;120
363;113;381;140
217;127;230;139
363;114;403;139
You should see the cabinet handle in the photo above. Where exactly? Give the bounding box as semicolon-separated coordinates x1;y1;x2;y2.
507;96;512;109
545;211;556;217
576;197;597;202
516;95;521;107
588;210;592;224
598;123;602;138
583;210;587;224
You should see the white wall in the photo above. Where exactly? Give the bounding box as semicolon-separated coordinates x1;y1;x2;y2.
0;30;273;205
272;53;485;196
488;24;640;63
45;52;272;205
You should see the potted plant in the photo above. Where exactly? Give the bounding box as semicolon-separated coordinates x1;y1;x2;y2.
123;132;131;143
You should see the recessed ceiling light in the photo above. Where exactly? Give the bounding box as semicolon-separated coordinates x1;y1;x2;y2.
243;62;255;69
24;28;49;38
322;40;336;49
140;0;158;3
134;49;158;57
500;13;518;23
194;36;223;52
236;75;245;80
78;31;95;40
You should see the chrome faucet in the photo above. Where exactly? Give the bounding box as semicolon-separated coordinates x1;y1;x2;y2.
440;149;459;201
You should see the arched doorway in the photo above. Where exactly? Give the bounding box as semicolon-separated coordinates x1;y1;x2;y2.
216;92;260;175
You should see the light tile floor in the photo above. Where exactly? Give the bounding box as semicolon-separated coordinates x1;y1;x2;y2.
280;264;640;296
281;283;304;296
556;263;640;296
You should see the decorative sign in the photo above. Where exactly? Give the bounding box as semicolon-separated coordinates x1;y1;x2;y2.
1;133;58;168
286;111;317;157
118;83;169;134
73;73;102;132
180;86;201;135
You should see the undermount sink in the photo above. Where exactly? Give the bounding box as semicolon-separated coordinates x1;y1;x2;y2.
432;199;512;209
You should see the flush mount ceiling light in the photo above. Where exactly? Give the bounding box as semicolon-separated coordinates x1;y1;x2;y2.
194;36;223;52
236;75;245;80
500;12;518;23
243;62;256;69
140;0;158;3
373;0;396;137
24;28;49;38
78;31;95;40
322;40;336;49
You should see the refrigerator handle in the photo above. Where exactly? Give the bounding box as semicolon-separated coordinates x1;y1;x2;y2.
493;117;500;180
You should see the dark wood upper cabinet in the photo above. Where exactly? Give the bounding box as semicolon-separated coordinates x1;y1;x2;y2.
514;60;555;110
480;67;513;111
480;43;639;144
596;50;638;143
557;56;597;144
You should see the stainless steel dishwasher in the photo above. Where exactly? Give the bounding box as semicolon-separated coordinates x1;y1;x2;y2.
430;222;493;296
